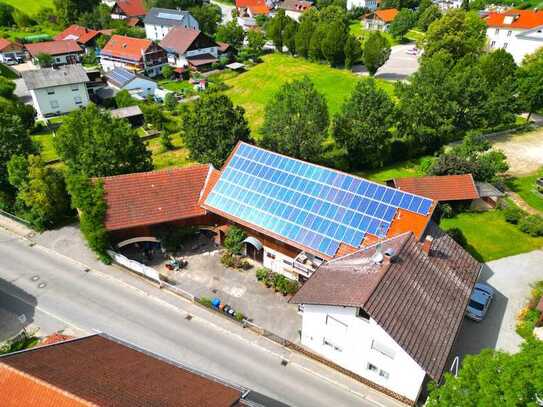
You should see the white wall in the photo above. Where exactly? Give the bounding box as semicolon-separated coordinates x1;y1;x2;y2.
31;82;89;118
262;246;298;280
109;76;157;97
300;304;427;401
347;0;378;10
487;27;543;64
145;17;200;41
364;19;388;31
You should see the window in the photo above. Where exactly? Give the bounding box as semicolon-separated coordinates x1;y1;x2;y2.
74;96;82;105
283;259;293;266
47;89;55;95
371;339;396;359
55;57;61;63
379;369;390;379
323;338;342;352
507;30;512;37
495;28;500;34
71;85;79;91
356;308;370;321
367;363;390;380
503;43;508;49
367;363;378;373
50;100;59;109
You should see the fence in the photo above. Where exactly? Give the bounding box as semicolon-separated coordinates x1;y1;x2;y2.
0;208;32;227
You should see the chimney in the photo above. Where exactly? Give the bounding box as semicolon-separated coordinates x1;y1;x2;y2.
422;235;434;256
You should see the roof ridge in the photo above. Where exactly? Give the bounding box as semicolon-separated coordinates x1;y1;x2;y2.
101;164;209;181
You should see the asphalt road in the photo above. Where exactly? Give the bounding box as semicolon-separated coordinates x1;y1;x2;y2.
0;229;391;407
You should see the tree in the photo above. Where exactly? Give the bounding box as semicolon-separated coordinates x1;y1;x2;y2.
161;64;174;80
36;53;53;67
224;225;247;254
182;94;250;168
363;31;390;75
309;25;325;60
260;77;328;161
160;129;174;151
0;3;14;26
54;104;152;177
246;29;266;59
164;92;177;111
0;77;15;98
54;0;100;25
517;48;543;121
12;10;34;28
423;9;487;60
295;8;318;58
7;155;72;230
141;103;165;130
216;20;245;51
427;340;543;406
0;99;36;131
389;9;416;40
417;4;441;32
77;3;112;29
284;19;298;55
267;9;290;52
0;113;35;190
333;78;394;169
344;34;362;69
189;4;222;35
115;90;136;108
321;20;346;66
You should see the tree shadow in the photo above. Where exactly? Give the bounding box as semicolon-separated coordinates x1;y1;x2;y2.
0;278;37;342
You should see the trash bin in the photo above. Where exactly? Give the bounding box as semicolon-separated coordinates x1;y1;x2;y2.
211;297;220;309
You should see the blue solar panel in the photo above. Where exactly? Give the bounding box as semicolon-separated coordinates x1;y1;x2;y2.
205;143;433;257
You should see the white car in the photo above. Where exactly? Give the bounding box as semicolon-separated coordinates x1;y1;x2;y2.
466;283;494;322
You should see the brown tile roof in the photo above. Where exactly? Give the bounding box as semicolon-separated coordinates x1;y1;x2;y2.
102;165;212;231
292;224;481;381
160;26;209;56
115;0;146;17
25;40;83;58
392;174;479;202
187;53;218;67
0;334;243;406
101;35;154;62
54;25;100;45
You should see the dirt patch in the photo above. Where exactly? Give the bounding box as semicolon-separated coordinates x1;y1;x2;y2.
490;128;543;176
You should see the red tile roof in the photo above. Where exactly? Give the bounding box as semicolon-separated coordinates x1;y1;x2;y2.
0;334;243;406
101;34;153;62
0;38;23;52
102;165;212;231
485;9;543;29
115;0;146;17
371;8;398;23
54;25;100;45
392;174;479;202
236;0;270;15
25;40;82;58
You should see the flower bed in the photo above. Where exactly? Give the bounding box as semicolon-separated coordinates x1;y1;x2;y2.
256;267;299;296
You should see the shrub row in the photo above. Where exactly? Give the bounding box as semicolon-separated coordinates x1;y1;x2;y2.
220;252;252;270
516;281;543;339
503;205;543;237
255;267;299;295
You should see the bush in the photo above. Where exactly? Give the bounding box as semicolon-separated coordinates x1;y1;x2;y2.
518;215;543;237
504;206;525;224
447;227;467;248
234;311;244;321
256;267;269;281
198;296;212;308
220;252;252;269
439;203;455;219
224;226;247;254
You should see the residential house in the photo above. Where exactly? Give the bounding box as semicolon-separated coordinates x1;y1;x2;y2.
144;7;199;41
21;64;90;118
484;9;543;64
277;0;313;22
236;0;271;29
54;25;102;52
100;35;167;77
0;333;259;406
433;0;462;11
111;0;146;26
290;225;481;403
0;38;25;64
347;0;378;11
160;26;220;71
363;8;398;31
25;40;83;66
105;66;158;99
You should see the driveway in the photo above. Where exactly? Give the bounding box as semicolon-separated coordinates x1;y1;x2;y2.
353;44;419;80
451;250;543;365
490;128;543;176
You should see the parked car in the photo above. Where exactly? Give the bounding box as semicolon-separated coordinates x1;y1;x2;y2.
406;48;418;56
466;283;494;321
3;57;16;65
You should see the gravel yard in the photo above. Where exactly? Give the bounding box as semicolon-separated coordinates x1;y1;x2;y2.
490;128;543;176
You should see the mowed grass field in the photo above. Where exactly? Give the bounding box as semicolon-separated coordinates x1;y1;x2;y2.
221;53;394;134
506;167;543;213
0;0;54;15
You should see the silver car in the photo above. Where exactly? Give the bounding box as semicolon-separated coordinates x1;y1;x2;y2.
466;283;494;322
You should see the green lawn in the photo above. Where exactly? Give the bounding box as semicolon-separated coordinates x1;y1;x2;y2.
158;79;194;92
440;210;543;262
147;132;193;169
0;0;54;15
32;131;58;162
506;168;543;213
356;156;430;183
221;53;394;134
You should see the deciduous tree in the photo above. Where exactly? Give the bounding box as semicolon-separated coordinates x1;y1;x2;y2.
363;31;390;75
267;9;290;52
216;20;245;51
0;113;35;190
344;34;362;69
517;48;543;121
189;4;222;35
389;9;416;40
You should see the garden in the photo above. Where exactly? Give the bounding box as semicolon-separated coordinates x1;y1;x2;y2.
516;280;543;339
506;167;543;213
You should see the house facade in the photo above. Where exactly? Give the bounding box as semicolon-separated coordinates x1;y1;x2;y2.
347;0;378;11
21;64;90;118
363;8;398;31
111;0;146;26
160;26;219;70
144;7;200;41
485;9;543;64
0;38;25;64
277;0;313;22
101;35;167;77
25;40;84;66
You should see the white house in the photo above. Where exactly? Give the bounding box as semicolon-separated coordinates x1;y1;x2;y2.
485;9;543;64
21;65;90;118
291;227;481;403
160;26;219;71
105;66;158;99
363;8;399;32
347;0;378;11
433;0;462;11
276;0;313;22
144;8;199;41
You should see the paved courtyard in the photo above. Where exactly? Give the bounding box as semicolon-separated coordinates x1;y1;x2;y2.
353;44;420;80
452;249;543;365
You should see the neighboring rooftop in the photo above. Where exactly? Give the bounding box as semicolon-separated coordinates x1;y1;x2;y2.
368;8;399;23
54;25;100;45
101;35;154;61
475;181;505;198
160;26;217;56
144;7;194;26
235;0;270;15
0;38;23;52
203;142;435;260
101;165;214;231
25;40;82;58
0;333;244;406
390;174;480;202
485;9;543;29
113;0;146;17
278;0;313;12
21;64;89;90
105;66;149;88
291;223;481;381
110;105;143;120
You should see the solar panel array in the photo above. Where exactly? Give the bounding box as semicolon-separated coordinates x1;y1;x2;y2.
205;144;433;257
157;12;186;21
106;67;135;86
